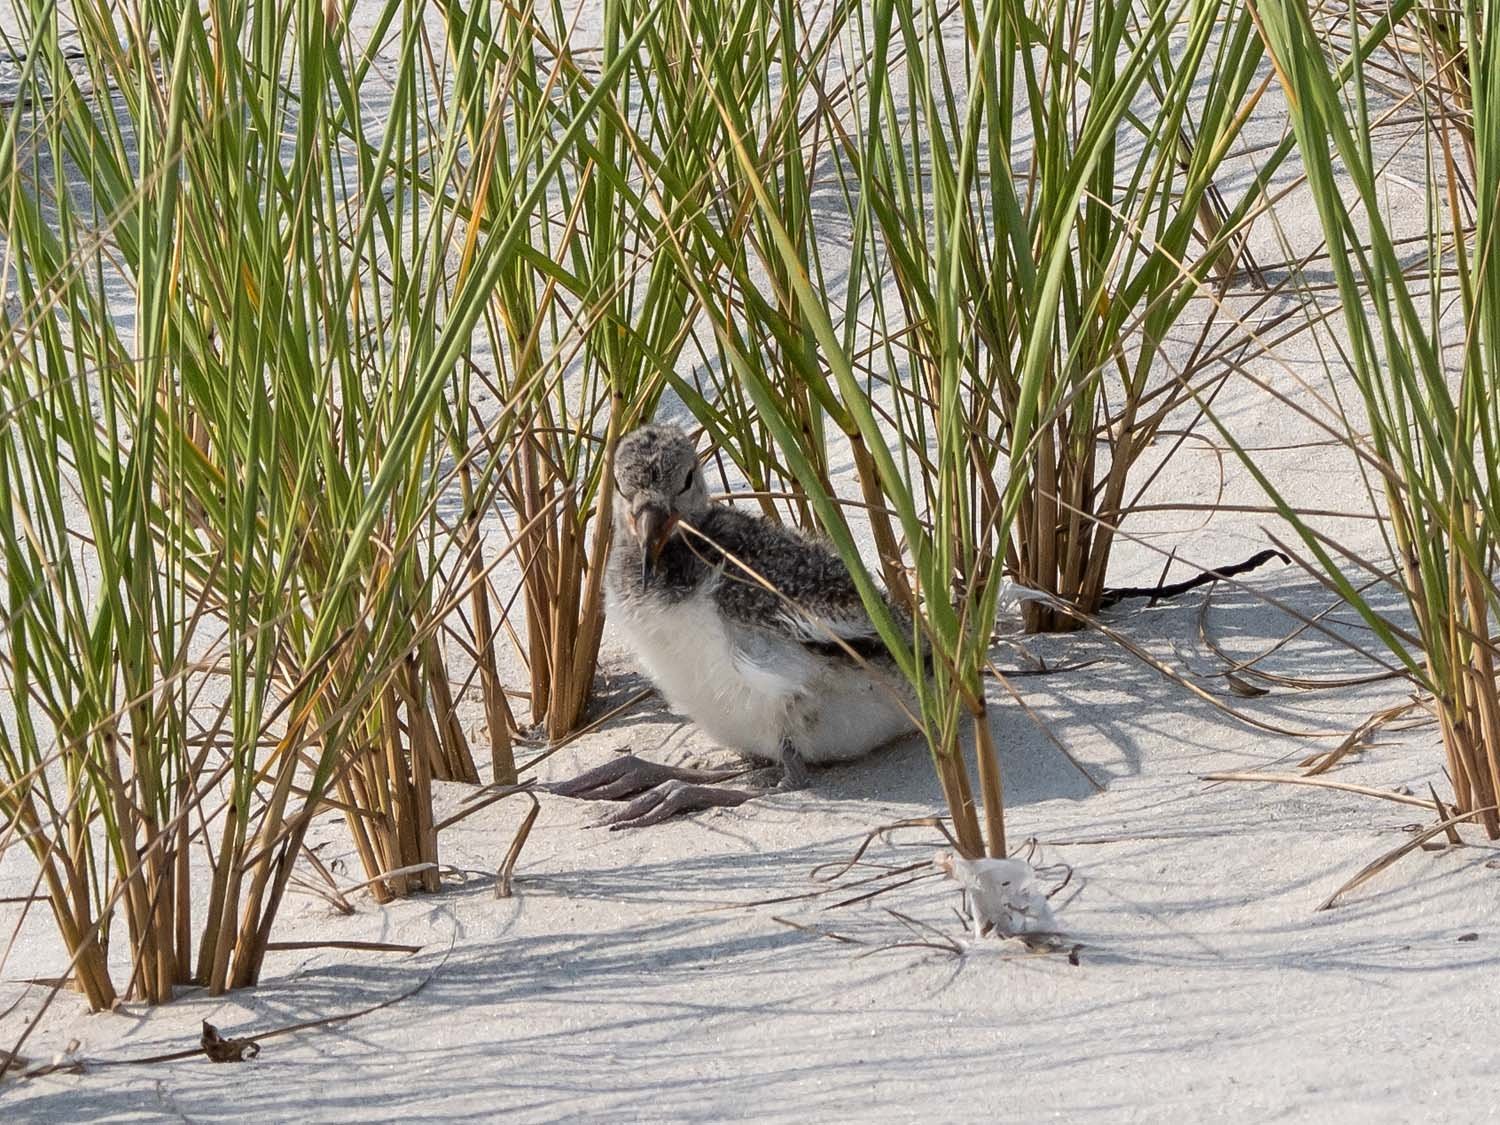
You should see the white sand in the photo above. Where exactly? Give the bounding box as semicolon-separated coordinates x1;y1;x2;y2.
6;564;1497;1122
4;5;1498;1122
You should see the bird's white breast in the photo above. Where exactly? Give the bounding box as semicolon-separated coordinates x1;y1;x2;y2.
609;580;802;761
608;578;916;765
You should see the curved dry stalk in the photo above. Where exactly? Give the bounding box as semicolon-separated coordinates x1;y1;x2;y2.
1316;806;1498;911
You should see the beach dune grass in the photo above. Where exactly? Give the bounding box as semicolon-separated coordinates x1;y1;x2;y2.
0;0;1488;1027
1232;0;1500;836
0;0;651;1008
649;0;1285;854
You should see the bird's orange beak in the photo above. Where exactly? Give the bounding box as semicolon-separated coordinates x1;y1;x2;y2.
634;504;679;582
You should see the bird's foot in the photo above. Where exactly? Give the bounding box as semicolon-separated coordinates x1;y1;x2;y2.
777;742;811;791
545;749;812;828
596;779;759;830
542;753;747;801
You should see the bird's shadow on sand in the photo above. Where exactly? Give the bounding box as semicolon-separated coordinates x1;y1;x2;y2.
597;573;1420;814
570;672;1107;811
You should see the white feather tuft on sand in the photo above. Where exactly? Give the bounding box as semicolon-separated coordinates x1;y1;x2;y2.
934;851;1059;938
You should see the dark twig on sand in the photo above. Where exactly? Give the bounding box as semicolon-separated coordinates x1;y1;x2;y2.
11;940;453;1080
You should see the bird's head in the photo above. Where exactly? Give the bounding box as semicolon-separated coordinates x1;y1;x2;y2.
612;423;708;581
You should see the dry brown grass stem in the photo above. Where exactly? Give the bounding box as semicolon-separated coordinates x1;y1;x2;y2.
1200;771;1441;810
1315;806;1498;912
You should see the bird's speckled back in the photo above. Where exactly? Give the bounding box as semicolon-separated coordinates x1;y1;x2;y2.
610;497;908;659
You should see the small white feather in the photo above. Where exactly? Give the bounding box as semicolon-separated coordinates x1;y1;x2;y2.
934;851;1059;938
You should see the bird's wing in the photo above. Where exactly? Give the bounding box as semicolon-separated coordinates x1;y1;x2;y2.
696;508;902;660
767;602;888;657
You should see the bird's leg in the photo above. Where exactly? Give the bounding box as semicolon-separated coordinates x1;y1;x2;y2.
543;753;747;800
595;779;759;830
544;753;760;830
546;745;814;830
777;739;811;791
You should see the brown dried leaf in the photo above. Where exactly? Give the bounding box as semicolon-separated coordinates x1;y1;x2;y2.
1225;673;1270;698
200;1021;260;1063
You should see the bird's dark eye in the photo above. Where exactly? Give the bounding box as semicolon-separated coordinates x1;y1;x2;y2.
679;470;693;494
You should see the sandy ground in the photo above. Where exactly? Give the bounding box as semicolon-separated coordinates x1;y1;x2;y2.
4;3;1499;1122
5;562;1498;1122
